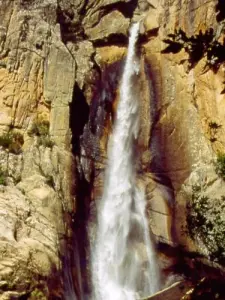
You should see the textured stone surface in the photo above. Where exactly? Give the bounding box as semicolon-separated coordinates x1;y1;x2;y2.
85;11;130;41
95;46;126;66
0;1;76;296
0;0;224;297
141;0;225;261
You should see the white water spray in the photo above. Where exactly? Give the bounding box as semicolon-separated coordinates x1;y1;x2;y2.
92;23;161;300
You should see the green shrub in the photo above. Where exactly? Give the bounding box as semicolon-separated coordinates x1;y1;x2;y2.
30;288;46;300
187;185;225;264
37;136;54;148
215;152;225;180
0;133;12;148
28;118;54;148
0;167;7;185
28;119;50;137
0;131;24;154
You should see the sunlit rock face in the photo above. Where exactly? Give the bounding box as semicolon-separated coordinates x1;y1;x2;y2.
0;0;224;298
142;0;225;260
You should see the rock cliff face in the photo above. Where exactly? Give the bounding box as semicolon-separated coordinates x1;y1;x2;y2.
0;0;224;299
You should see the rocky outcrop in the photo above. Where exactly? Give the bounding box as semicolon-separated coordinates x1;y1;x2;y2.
0;0;77;298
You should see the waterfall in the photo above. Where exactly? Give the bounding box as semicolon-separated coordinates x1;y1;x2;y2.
92;23;161;300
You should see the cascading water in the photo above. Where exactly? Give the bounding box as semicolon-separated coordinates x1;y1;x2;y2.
92;23;161;300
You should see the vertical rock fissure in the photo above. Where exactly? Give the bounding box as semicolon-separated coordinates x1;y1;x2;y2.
69;82;94;299
69;83;90;156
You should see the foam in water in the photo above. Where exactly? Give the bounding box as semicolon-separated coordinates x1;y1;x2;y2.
92;23;160;300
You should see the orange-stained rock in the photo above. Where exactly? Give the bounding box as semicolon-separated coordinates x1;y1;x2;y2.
95;46;126;67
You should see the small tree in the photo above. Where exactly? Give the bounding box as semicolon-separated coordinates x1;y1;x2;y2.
215;152;225;180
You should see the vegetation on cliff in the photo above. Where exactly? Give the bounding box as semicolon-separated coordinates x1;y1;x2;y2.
0;166;7;185
208;121;222;143
28;118;54;148
162;27;225;73
0;131;24;154
187;184;225;264
215;152;225;180
162;0;225;92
